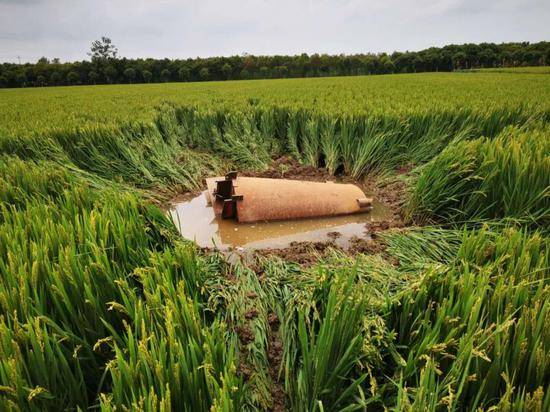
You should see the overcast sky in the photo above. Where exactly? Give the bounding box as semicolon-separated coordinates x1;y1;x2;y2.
0;0;549;63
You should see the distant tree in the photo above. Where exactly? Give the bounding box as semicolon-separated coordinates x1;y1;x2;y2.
243;55;256;72
36;75;46;86
142;70;152;83
67;71;79;85
1;41;548;89
88;70;99;84
178;66;190;81
479;49;496;68
310;54;321;74
379;55;395;73
362;56;377;74
52;58;60;64
259;66;269;78
160;69;171;82
392;52;408;73
199;67;209;80
0;75;8;88
50;71;61;85
453;52;467;70
412;56;424;72
221;63;232;79
424;50;441;71
88;37;118;60
511;49;525;66
123;67;136;83
500;51;512;67
16;73;27;87
103;65;118;83
240;68;250;79
274;65;288;78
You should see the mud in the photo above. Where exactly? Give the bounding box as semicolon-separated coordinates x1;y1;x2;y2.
167;190;202;205
266;312;286;412
256;240;339;266
327;231;342;240
235;325;255;345
245;308;259;320
237;362;254;381
348;236;387;255
244;156;333;182
365;177;408;216
255;235;392;265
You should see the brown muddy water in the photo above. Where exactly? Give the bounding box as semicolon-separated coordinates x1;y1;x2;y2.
169;191;392;250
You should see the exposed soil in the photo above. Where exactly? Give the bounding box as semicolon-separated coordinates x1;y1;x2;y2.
245;308;259;320
235;325;255;345
266;312;286;412
327;231;342;240
348;236;387;255
255;234;394;266
157;188;203;210
168;190;202;205
237;362;254;381
235;291;286;410
256;240;339;266
243;156;333;182
368;178;408;215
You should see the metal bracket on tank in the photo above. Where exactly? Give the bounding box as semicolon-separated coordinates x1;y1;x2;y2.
225;171;238;180
215;171;243;219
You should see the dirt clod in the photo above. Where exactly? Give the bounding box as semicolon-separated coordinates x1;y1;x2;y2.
245;309;259;320
348;236;387;255
267;313;279;330
267;314;286;412
257;240;337;266
235;325;255;345
327;231;342;240
238;362;253;381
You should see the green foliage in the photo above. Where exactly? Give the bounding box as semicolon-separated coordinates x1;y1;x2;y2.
2;41;549;88
384;226;549;410
0;70;548;411
2;71;549;137
406;126;550;226
283;269;369;411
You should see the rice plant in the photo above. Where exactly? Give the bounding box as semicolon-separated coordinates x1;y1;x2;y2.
0;71;548;411
406;125;550;227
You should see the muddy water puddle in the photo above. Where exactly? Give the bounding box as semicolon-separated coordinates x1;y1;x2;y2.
169;191;392;250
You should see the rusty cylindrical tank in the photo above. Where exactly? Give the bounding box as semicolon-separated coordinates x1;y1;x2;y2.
205;172;372;223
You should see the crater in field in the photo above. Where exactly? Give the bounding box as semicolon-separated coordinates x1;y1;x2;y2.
169;191;392;250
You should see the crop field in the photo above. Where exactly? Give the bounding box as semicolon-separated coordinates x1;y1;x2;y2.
0;71;549;411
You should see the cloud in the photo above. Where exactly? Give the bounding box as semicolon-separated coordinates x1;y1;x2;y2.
0;0;548;63
0;0;43;4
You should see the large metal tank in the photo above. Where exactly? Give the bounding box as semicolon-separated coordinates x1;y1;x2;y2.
205;172;372;223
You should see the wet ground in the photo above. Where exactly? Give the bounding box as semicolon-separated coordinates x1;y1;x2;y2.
169;191;393;250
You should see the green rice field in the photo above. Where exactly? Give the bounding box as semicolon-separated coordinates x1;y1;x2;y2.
0;70;549;411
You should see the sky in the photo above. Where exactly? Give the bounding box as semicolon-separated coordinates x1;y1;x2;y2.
0;0;549;63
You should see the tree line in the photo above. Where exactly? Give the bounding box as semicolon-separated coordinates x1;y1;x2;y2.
1;40;548;88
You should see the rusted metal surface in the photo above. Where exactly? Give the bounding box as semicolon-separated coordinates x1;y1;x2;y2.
205;172;373;223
